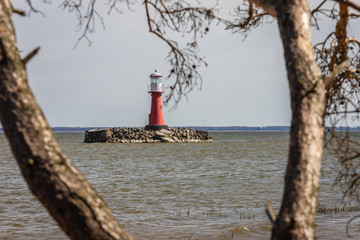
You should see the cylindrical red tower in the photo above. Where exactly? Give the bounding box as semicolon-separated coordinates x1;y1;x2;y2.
145;71;168;130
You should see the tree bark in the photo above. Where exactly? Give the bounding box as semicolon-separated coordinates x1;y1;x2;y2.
0;1;134;239
250;0;277;17
271;0;325;239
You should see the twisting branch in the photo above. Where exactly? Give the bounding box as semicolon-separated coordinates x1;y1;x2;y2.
311;0;329;29
143;0;223;107
25;0;45;16
57;1;269;107
57;0;223;106
143;0;272;107
312;1;339;29
107;0;135;14
312;0;328;15
314;1;360;202
61;0;107;47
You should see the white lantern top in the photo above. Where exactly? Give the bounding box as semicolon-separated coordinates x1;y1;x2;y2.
148;70;165;92
150;70;162;78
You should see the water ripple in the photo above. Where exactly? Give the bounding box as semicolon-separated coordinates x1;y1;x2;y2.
0;131;356;239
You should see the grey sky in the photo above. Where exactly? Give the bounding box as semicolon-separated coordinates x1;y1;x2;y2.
11;1;355;127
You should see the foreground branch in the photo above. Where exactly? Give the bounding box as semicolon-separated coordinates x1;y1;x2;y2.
22;46;40;64
12;7;26;16
265;203;276;226
0;2;134;239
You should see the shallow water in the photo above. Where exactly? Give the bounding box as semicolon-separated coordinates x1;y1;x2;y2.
0;131;359;239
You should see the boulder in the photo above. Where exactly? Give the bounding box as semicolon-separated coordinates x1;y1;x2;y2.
155;130;167;137
159;129;173;135
160;137;176;143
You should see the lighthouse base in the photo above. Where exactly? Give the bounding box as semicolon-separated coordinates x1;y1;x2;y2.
145;125;168;131
84;127;213;143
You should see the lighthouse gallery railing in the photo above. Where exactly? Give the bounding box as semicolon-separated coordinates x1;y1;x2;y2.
148;83;165;92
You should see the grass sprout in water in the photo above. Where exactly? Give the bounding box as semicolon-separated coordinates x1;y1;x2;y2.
317;200;360;214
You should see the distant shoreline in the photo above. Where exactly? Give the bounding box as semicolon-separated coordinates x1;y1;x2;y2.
2;126;360;132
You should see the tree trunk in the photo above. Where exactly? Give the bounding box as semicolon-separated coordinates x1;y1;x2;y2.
0;1;134;239
271;0;325;239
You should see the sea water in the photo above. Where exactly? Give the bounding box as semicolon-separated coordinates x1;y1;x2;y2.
0;131;359;239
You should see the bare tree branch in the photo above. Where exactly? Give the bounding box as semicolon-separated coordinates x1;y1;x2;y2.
21;46;40;64
323;59;350;87
312;0;328;15
334;0;360;12
225;2;270;38
265;203;276;226
12;7;26;16
249;0;276;17
25;0;45;16
143;0;223;107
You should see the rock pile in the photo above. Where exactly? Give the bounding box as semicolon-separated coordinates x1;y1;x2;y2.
84;127;213;143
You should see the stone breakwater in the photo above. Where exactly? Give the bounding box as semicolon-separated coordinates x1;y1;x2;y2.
84;127;213;143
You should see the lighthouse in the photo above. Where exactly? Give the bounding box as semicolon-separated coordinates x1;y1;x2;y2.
145;70;168;130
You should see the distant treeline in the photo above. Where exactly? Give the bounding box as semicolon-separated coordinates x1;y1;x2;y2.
191;126;360;131
1;126;360;132
189;126;291;131
0;127;97;132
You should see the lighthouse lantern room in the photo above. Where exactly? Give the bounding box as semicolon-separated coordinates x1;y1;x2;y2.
145;70;168;130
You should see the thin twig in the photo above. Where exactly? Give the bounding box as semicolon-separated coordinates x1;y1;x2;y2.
22;47;40;65
265;203;276;226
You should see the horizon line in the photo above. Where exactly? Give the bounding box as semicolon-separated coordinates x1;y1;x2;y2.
2;125;360;132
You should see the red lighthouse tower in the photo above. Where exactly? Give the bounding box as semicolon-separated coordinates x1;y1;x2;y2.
145;70;168;130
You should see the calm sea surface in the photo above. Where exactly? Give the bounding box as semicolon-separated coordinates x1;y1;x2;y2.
0;131;359;239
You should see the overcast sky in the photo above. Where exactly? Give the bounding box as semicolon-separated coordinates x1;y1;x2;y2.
10;1;357;127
